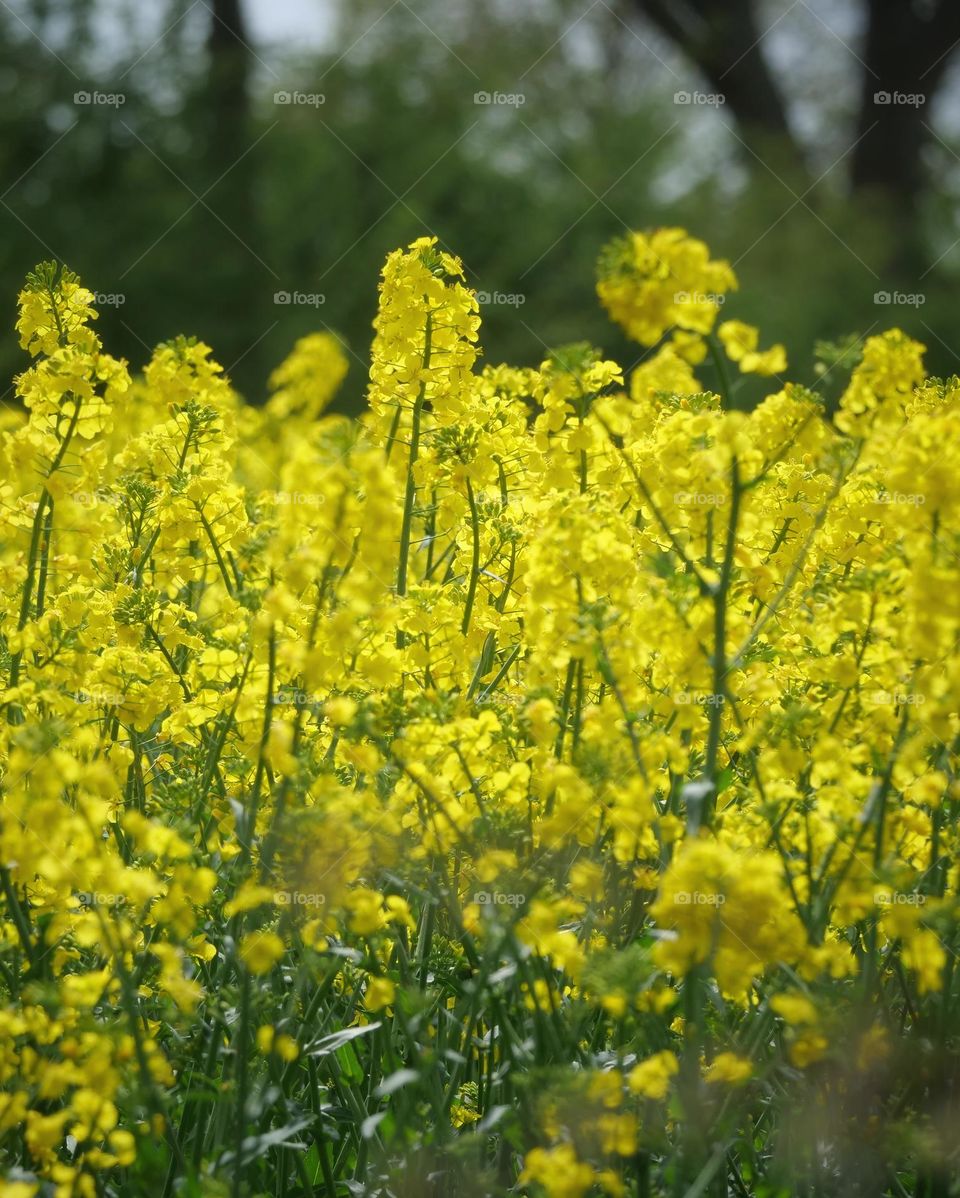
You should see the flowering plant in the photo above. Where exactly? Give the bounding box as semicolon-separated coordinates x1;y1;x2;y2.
0;234;957;1197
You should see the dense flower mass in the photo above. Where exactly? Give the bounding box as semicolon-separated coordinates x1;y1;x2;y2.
0;234;959;1197
596;227;737;344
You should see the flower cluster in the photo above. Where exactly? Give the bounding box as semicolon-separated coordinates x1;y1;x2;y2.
0;231;958;1197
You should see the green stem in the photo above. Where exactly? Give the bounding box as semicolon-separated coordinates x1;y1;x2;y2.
706;332;733;408
396;311;433;623
197;508;236;597
0;867;38;977
232;969;252;1198
8;392;84;715
243;628;277;865
461;477;481;636
699;458;741;830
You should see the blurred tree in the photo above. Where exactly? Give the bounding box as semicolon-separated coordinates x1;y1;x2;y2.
851;2;960;215
206;0;250;146
201;0;263;374
630;0;960;228
628;0;798;169
0;0;959;414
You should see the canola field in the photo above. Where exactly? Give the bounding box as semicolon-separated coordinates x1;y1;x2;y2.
1;233;959;1197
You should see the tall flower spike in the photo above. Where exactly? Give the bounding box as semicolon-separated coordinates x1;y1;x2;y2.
267;332;349;422
365;235;481;449
596;228;737;346
16;260;98;358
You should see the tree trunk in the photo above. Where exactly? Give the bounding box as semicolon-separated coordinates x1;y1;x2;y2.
633;0;803;178
206;0;251;161
633;0;960;220
851;0;960;216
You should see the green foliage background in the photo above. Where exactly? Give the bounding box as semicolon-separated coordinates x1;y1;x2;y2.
1;0;958;409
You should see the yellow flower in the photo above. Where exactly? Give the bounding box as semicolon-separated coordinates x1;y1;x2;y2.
704;1052;753;1085
902;928;947;994
256;1025;299;1061
266;332;348;421
651;839;806;1001
324;696;358;726
238;930;285;975
717;320;787;376
519;1143;597;1198
346;888;387;936
364;976;396;1012
224;882;276;918
628;1050;679;1100
597;228;737;345
789;1031;829;1068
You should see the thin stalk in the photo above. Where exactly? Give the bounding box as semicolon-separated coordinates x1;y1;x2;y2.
231;969;252;1198
396;312;433;620
461;476;481;636
699;458;741;830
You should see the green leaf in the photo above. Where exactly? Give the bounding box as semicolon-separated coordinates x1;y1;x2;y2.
306;1022;381;1057
215;1115;313;1170
375;1068;420;1097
